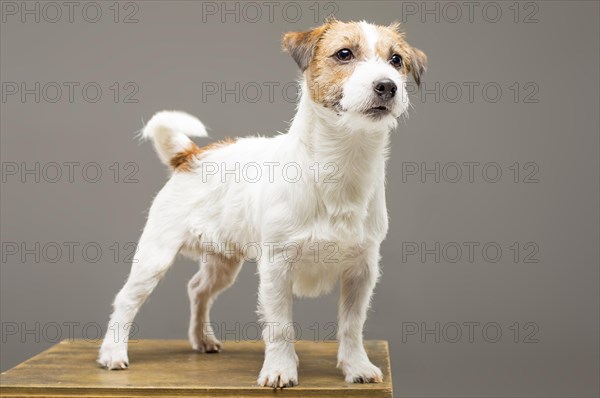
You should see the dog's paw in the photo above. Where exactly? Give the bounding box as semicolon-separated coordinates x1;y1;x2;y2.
257;364;298;388
191;336;222;353
97;344;129;370
339;359;383;384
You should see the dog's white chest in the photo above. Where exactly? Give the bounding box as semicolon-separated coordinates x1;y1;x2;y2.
289;235;369;298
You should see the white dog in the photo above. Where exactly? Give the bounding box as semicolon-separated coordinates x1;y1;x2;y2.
98;19;426;388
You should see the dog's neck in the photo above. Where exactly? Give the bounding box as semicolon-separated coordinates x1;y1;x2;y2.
288;80;390;234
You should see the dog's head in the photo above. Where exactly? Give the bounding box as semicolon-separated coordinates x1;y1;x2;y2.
283;20;426;130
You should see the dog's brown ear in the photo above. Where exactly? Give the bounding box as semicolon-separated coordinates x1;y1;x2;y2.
387;21;427;87
282;25;328;71
410;47;427;87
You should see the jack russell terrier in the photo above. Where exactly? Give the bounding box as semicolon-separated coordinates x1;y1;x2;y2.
98;19;426;388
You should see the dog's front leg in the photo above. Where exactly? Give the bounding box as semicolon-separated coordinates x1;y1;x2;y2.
337;246;383;383
256;257;298;388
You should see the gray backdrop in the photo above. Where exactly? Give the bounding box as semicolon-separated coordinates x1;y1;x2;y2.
1;1;598;397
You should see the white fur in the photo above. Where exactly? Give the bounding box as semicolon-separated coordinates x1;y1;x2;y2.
338;22;410;131
99;22;414;388
360;21;380;54
142;110;208;167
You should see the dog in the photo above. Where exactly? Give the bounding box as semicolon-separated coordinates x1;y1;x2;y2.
98;19;426;388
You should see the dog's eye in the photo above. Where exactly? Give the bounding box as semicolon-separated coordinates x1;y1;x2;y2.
390;54;403;67
335;48;354;62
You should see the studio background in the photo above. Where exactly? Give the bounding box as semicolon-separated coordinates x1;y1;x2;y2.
1;1;598;397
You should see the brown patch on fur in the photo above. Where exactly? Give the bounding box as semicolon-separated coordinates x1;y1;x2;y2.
306;21;367;108
282;21;427;107
170;138;235;172
409;47;427;87
377;23;427;86
282;25;330;71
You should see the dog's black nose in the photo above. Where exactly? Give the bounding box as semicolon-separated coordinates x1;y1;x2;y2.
373;79;397;100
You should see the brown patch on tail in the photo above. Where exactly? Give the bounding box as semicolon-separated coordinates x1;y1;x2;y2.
170;138;235;172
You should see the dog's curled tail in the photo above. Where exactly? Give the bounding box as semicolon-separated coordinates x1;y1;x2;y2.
142;111;208;170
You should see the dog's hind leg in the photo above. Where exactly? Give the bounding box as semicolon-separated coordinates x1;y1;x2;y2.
187;253;243;352
98;206;186;370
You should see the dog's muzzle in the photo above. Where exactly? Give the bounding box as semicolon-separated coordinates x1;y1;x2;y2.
361;79;398;118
